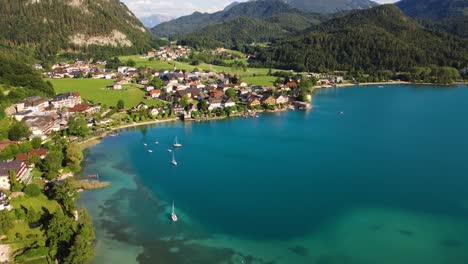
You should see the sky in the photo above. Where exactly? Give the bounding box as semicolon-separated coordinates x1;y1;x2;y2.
122;0;399;18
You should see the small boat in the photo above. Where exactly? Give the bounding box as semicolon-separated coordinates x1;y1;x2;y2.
171;152;177;166
171;201;178;222
143;143;148;147
378;85;384;88
173;136;182;148
340;111;344;115
148;150;153;153
155;141;159;145
167;149;172;153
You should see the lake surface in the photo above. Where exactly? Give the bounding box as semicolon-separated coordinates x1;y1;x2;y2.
79;84;468;264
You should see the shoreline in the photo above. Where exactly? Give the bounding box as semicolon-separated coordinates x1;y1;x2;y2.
79;81;466;150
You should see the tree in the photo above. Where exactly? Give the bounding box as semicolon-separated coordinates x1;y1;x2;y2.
126;59;136;67
63;235;93;264
0;211;13;234
46;211;75;260
66;142;83;173
27;154;40;165
180;95;190;108
24;184;42;197
225;88;237;99
42;150;63;180
68;115;89;137
198;100;208;112
150;78;164;89
31;137;42;149
9;170;22;192
50;179;79;216
8;121;31;141
116;99;125;110
19;141;33;153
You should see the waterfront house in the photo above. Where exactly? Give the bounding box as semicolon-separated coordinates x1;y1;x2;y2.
262;95;276;106
275;94;289;104
208;97;223;110
0;160;27;190
247;96;261;108
223;98;236;108
171;103;185;115
15;96;50;113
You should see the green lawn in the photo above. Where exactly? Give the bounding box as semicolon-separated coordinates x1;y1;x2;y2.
10;194;61;213
242;76;277;86
49;78;166;108
119;55;274;77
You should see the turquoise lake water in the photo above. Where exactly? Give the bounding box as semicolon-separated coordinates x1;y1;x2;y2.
79;84;468;264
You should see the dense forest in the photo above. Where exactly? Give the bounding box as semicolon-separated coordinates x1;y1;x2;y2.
152;0;323;40
0;51;55;118
0;0;161;58
248;5;468;72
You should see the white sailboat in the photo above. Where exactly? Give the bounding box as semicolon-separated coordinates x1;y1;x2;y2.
171;152;177;166
147;149;153;153
173;136;182;148
171;201;178;222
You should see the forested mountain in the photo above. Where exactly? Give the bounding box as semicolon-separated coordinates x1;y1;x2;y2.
151;0;323;40
250;5;468;72
179;17;287;49
396;0;467;20
282;0;378;13
0;0;159;58
396;0;468;38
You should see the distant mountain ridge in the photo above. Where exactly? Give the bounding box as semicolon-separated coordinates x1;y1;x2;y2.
282;0;379;13
139;14;175;28
152;0;324;40
396;0;468;20
0;0;158;56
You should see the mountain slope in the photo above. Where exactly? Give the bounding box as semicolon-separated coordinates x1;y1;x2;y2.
283;0;379;13
179;17;288;49
396;0;468;20
151;0;322;40
0;0;157;56
251;5;468;72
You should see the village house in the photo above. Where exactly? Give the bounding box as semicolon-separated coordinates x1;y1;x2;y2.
175;88;200;99
22;115;59;138
112;82;123;90
15;149;49;162
145;85;155;92
51;92;81;109
148;89;161;98
247;94;261;108
262;95;276;106
68;104;101;115
208;97;223;110
223;98;236;108
14;96;50;113
0;160;28;190
275;94;289;104
171;103;185;115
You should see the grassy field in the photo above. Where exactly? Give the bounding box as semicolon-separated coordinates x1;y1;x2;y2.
242;76;277;86
49;78;166;108
10;194;61;213
119;55;273;77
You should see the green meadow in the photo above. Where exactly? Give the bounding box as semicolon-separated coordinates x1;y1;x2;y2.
49;78;166;108
242;76;277;86
119;55;273;77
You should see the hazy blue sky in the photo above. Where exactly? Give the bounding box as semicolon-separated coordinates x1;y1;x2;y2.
122;0;399;18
